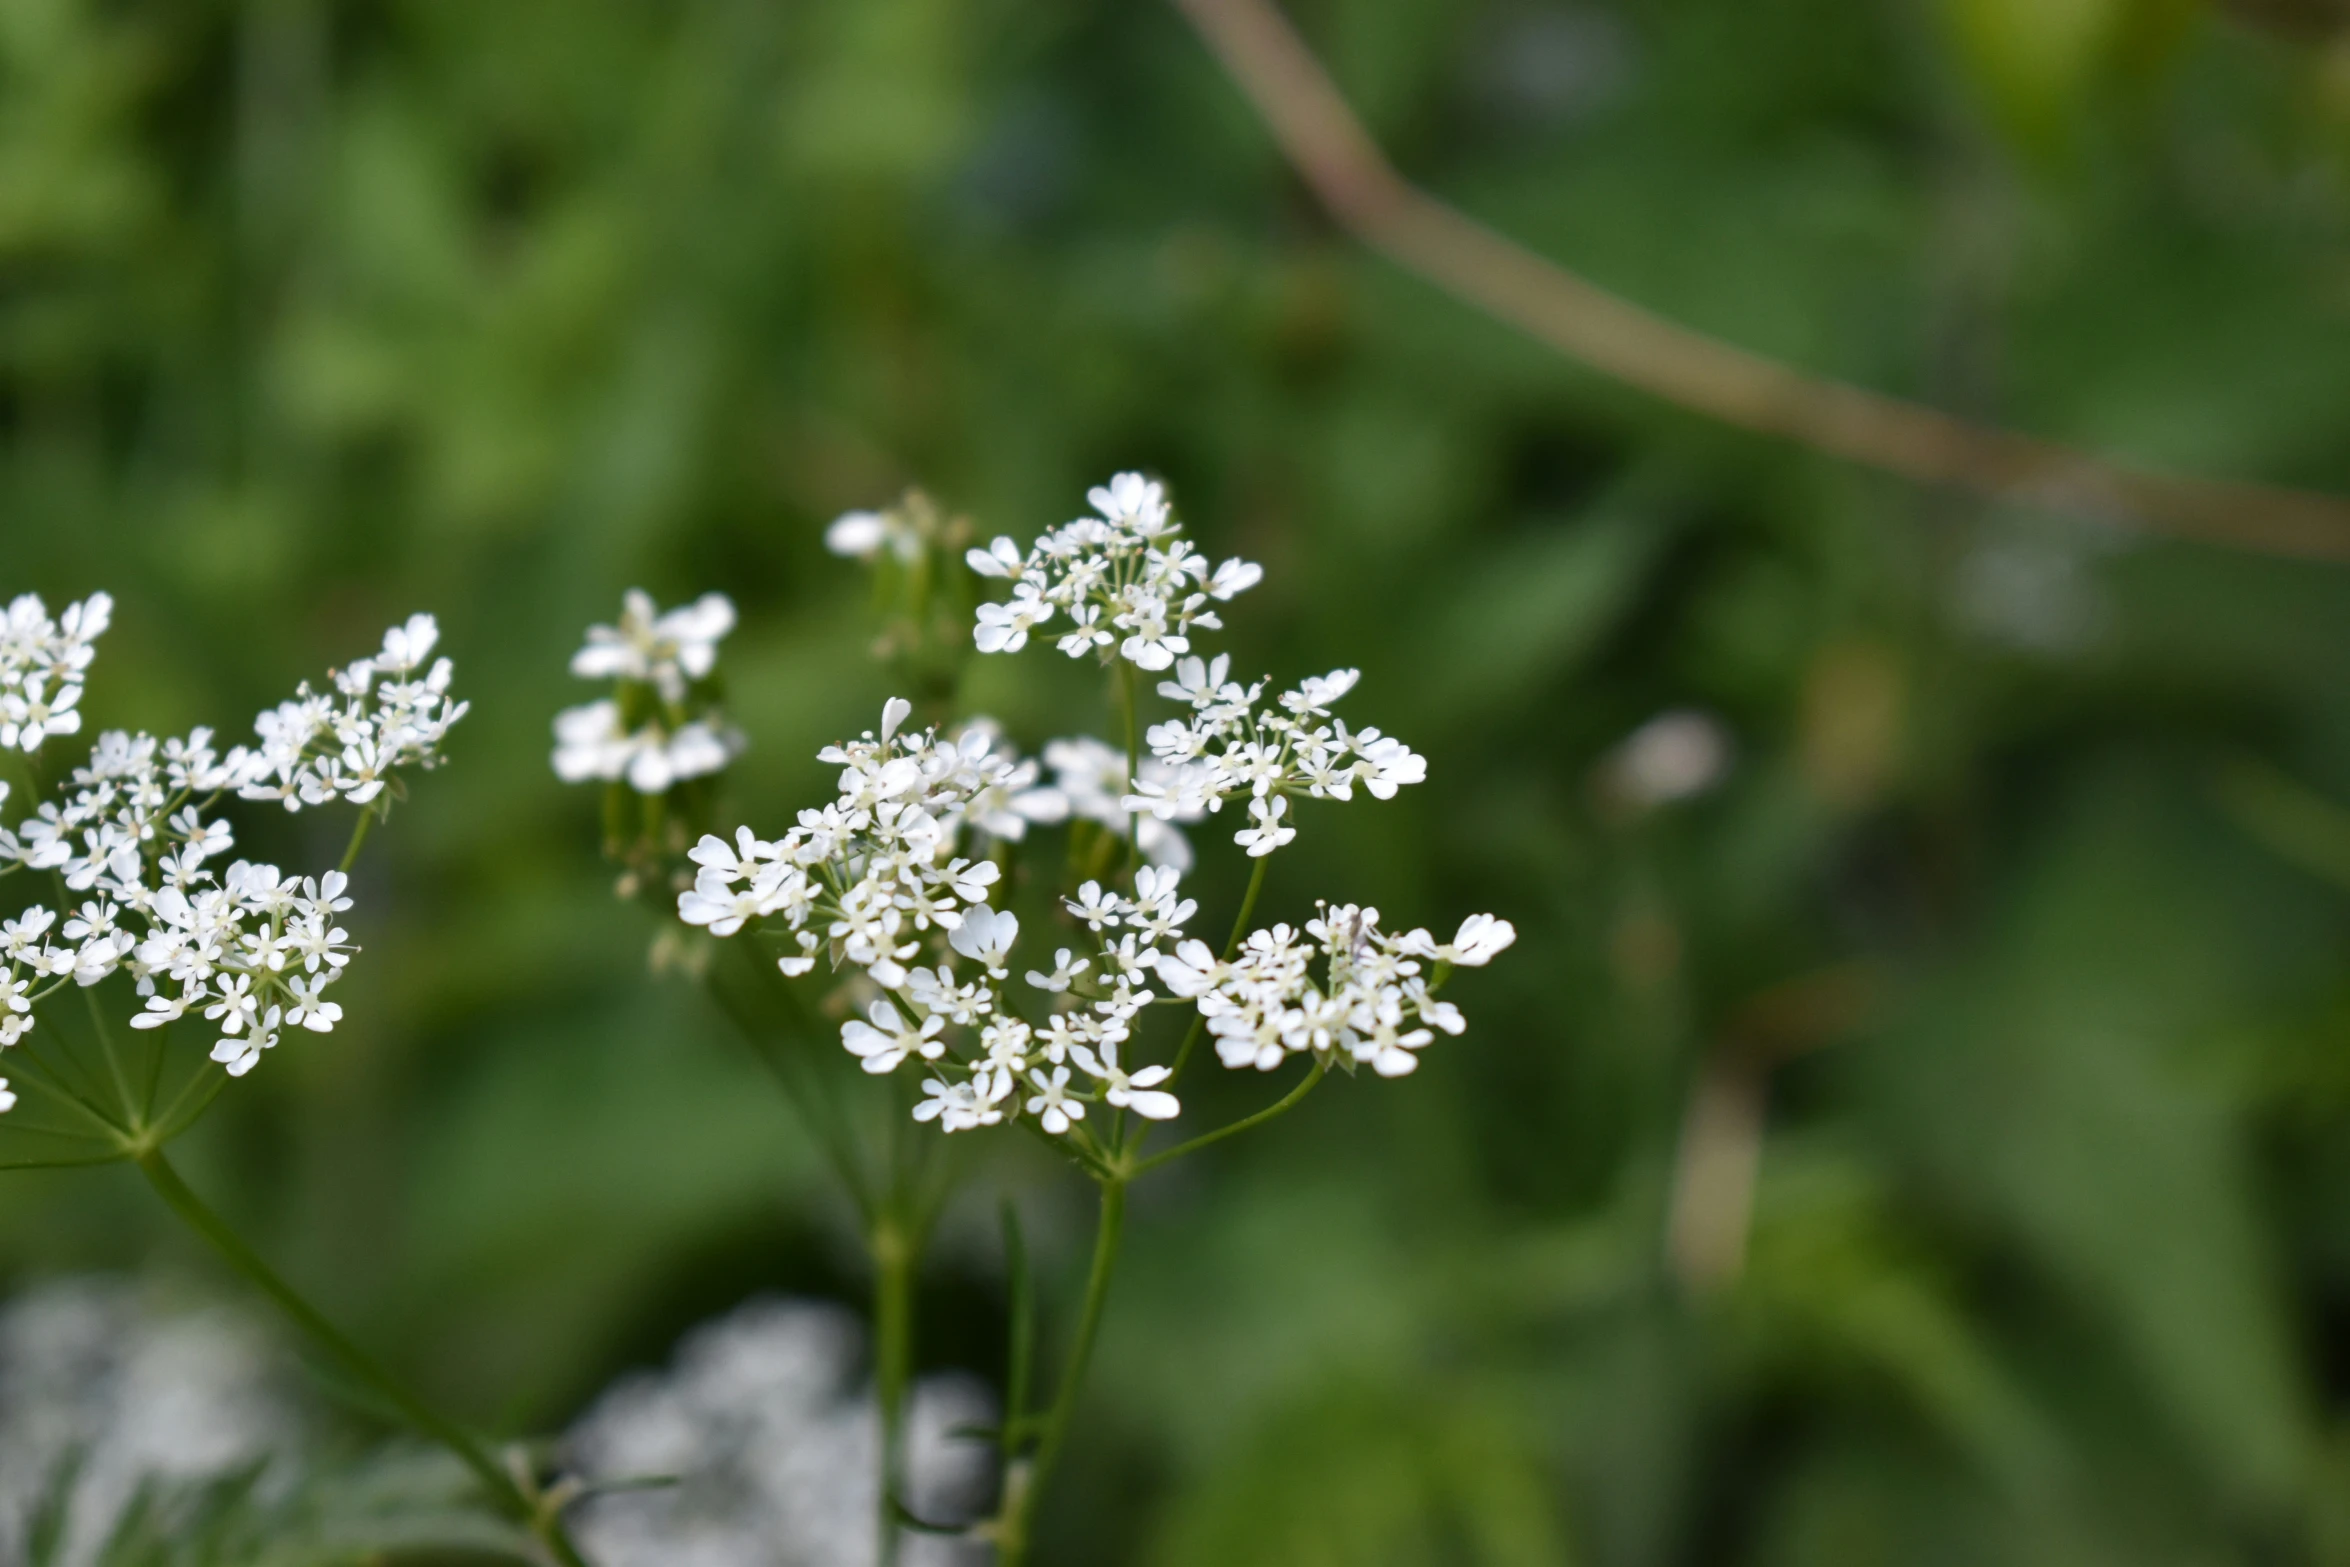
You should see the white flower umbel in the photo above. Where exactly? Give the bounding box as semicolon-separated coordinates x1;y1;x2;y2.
0;591;110;754
678;703;1194;1137
554;590;744;794
230;613;468;812
1157;906;1513;1078
968;479;1424;859
0;608;463;1107
669;471;1509;1138
964;472;1260;670
639;473;1522;1567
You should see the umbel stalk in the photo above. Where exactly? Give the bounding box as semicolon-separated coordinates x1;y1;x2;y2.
134;1149;592;1567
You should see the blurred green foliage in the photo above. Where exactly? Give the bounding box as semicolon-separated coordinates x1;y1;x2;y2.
11;0;2350;1562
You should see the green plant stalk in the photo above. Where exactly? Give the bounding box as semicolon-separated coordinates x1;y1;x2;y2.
873;1209;917;1567
1000;1200;1034;1463
1135;1054;1327;1175
997;1176;1127;1567
712;938;876;1220
1165;854;1269;1085
337;805;376;875
133;1149;592;1567
1115;660;1142;874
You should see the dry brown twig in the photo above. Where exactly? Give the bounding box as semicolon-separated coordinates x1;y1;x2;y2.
1172;0;2350;564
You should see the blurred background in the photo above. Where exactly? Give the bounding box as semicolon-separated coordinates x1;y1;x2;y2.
10;0;2350;1561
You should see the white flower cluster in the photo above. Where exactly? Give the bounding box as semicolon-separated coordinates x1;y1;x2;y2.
568;1296;993;1567
0;605;461;1101
967;475;1424;859
825;508;924;564
1128;655;1424;856
1156;907;1515;1078
1039;736;1199;870
0;591;110;753
965;472;1262;667
659;468;1515;1139
676;701;1187;1136
554;591;742;794
231;614;466;812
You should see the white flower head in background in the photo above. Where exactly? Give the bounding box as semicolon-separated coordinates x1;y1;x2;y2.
571;590;737;705
568;1296;993;1567
0;591;110;754
554;590;743;795
1599;708;1732;809
0;1277;299;1565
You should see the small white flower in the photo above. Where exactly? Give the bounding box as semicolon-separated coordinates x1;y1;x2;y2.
570;590;738;703
129;991;189;1030
1207;558;1263;600
1150;939;1221;999
912;1076;1002;1132
204;974;258;1036
1443;915;1516;966
1068;880;1127;933
947;905;1019;977
210;1024;272;1077
1025;948;1090;993
1024;1065;1086;1134
840;1000;945;1075
1234;795;1296;857
973;586;1053;654
1072;1039;1179;1121
965;537;1023;578
284;974;342;1033
0;1078;13;1113
377;613;441;674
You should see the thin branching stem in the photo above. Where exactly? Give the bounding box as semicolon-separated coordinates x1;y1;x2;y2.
709;941;876;1220
337;806;377;876
80;984;133;1125
1134;1054;1327;1176
997;1176;1126;1567
5;1043;123;1139
133;1149;593;1567
1116;660;1142;877
873;1207;918;1567
1164;854;1268;1087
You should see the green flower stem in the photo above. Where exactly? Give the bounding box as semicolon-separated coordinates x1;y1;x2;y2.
8;1039;124;1139
133;1149;592;1567
873;1210;917;1567
1115;661;1142;876
80;983;134;1124
997;1176;1126;1567
710;941;876;1221
1165;854;1269;1086
1133;1054;1327;1177
145;1060;231;1145
337;804;377;876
